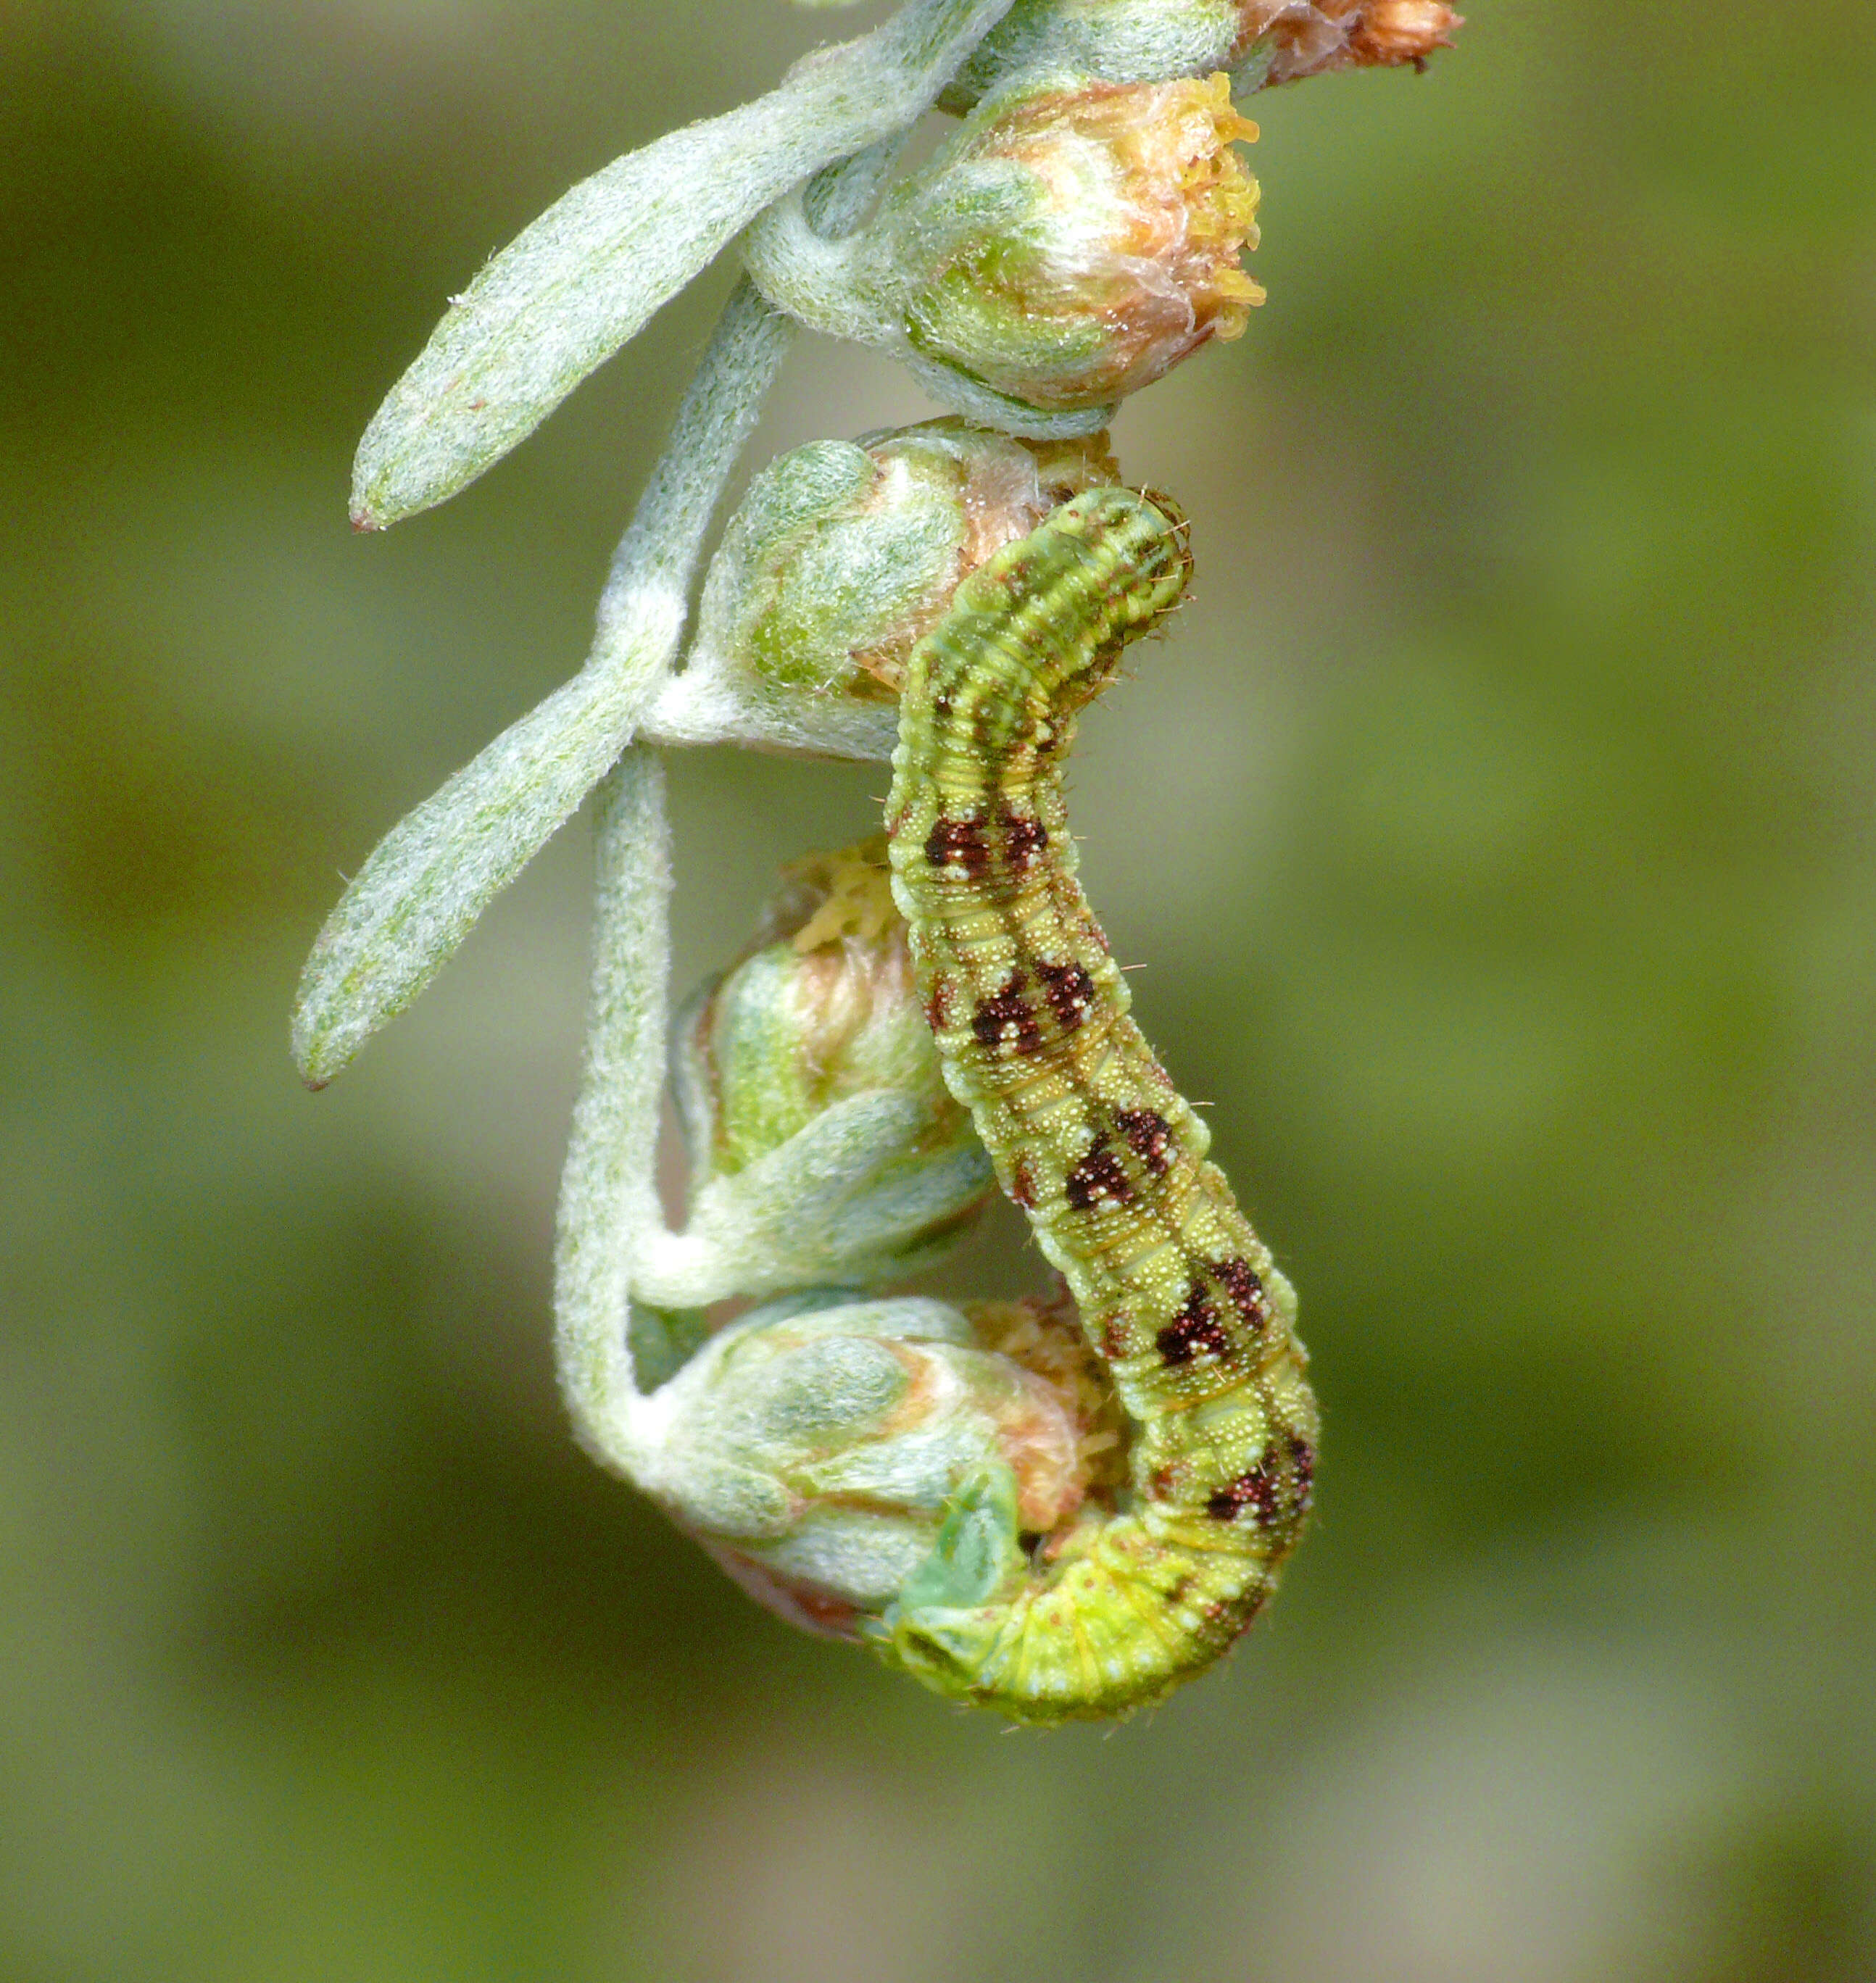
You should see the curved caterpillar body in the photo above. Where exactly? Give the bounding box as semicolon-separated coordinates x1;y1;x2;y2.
881;487;1318;1721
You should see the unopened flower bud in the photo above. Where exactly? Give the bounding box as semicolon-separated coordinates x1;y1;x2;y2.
870;72;1263;415
665;838;994;1294
648;1287;1120;1637
652;420;1118;756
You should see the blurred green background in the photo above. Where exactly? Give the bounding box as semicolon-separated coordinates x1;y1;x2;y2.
4;2;1873;1977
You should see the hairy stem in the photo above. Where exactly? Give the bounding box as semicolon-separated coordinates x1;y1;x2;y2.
553;745;675;1473
292;280;788;1084
547;141;914;1463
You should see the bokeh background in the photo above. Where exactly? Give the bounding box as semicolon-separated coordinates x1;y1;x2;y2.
5;2;1874;1977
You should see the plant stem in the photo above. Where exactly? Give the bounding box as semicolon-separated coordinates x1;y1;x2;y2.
550;141;908;1476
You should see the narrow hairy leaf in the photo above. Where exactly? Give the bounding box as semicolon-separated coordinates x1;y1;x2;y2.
351;0;1014;528
291;595;680;1086
299;152;904;1086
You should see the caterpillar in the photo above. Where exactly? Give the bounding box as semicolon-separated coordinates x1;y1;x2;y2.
879;486;1319;1721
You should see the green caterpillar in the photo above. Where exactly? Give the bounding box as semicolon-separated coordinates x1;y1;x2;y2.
879;486;1318;1721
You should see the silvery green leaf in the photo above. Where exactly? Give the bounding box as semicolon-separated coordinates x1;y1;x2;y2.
350;0;1016;528
291;591;681;1086
298;279;797;1086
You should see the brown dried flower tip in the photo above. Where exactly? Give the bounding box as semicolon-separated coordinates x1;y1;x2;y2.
1237;1;1463;86
1349;1;1464;67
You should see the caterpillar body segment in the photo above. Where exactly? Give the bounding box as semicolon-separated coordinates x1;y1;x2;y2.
879;486;1317;1721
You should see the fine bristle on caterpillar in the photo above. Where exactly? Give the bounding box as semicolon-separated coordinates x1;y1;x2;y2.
881;486;1318;1721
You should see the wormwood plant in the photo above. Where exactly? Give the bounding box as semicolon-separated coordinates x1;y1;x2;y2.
295;0;1461;1721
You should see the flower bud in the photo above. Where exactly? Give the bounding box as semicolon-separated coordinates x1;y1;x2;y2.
657;420;1119;757
648;1287;1119;1637
866;72;1263;414
667;837;994;1292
